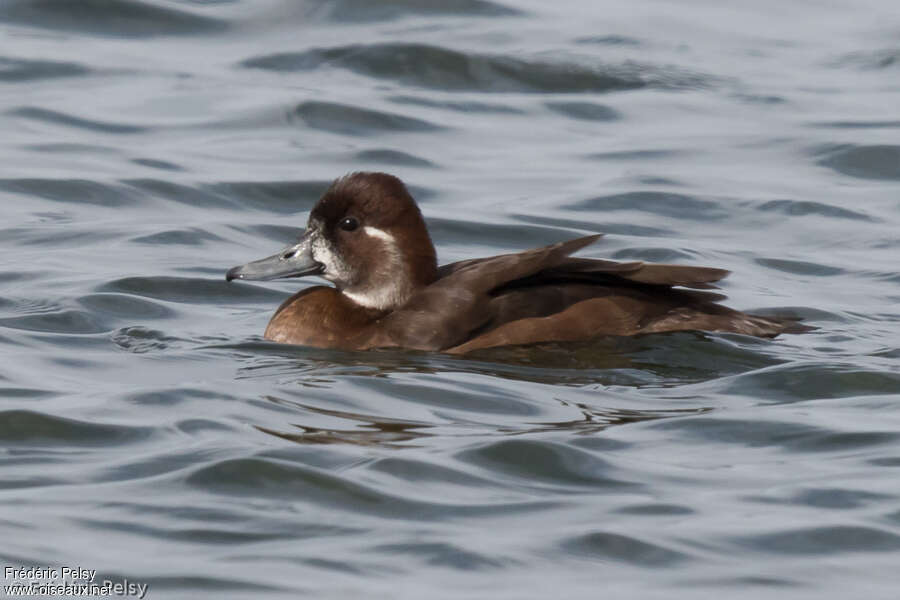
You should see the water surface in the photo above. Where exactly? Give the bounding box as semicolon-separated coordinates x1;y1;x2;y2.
2;1;900;598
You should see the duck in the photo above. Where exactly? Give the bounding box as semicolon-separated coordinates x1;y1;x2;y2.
226;172;808;353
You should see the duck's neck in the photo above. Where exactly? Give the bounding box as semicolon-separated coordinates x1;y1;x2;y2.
342;233;437;311
264;286;385;347
342;280;414;311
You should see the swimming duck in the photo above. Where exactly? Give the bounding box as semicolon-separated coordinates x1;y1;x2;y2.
226;172;806;353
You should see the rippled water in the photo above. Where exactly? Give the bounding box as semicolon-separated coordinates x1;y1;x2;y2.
2;1;900;598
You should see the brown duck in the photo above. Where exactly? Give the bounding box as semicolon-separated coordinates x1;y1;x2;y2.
226;172;807;353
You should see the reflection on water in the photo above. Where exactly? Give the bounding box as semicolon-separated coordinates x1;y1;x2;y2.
223;331;782;388
256;394;713;446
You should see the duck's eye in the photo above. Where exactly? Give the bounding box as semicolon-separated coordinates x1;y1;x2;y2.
339;217;359;232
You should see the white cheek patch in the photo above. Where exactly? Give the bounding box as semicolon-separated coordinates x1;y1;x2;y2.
342;226;410;310
362;226;395;244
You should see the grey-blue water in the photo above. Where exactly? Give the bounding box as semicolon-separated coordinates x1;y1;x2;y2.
2;1;900;598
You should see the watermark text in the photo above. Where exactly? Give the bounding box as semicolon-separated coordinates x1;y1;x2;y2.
3;566;148;598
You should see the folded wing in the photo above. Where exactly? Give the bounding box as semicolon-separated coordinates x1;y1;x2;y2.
374;235;798;352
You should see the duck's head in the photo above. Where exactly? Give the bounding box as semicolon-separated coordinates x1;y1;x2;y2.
226;172;438;310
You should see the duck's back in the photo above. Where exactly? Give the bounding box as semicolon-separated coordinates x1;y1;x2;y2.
378;235;805;353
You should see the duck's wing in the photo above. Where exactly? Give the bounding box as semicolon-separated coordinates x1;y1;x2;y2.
523;257;729;290
370;235;805;352
437;240;730;291
374;235;608;350
440;240;813;353
434;235;605;292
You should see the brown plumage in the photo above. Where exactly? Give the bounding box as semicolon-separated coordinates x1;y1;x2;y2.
227;172;810;353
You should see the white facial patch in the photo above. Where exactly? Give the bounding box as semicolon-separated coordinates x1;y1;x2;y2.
362;226;395;244
309;232;351;284
342;226;411;310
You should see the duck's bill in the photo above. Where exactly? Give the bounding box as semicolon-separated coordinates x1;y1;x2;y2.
226;231;324;282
